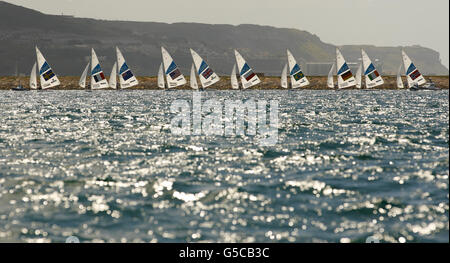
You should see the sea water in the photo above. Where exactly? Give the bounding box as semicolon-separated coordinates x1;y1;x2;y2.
0;90;448;243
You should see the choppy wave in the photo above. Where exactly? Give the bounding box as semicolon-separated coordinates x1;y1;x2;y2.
0;90;448;243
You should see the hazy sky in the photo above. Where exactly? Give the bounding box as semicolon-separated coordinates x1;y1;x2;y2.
5;0;449;68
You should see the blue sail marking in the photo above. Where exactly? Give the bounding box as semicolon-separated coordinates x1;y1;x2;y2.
337;63;350;75
166;62;178;75
240;63;251;76
39;62;50;75
92;64;102;75
119;63;129;75
290;64;301;75
364;63;376;75
198;61;208;75
406;64;417;76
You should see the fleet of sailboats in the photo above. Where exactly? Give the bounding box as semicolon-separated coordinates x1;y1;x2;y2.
10;46;441;91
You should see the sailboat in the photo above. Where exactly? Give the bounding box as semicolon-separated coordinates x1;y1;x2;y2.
11;62;28;91
157;63;166;89
396;64;405;89
287;49;309;88
402;50;438;90
355;63;362;89
234;50;261;89
116;47;139;89
190;64;199;90
190;49;220;89
90;49;109;90
109;62;117;89
79;62;90;89
336;48;356;89
327;63;336;89
231;64;239;90
36;46;61;89
161;47;186;89
29;62;37;90
361;49;384;89
281;63;288;89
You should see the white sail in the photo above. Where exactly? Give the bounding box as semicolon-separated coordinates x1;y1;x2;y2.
231;64;239;90
281;63;288;88
327;63;335;89
116;47;139;89
109;62;117;89
157;63;165;89
234;50;260;89
190;49;220;89
29;62;38;90
336;48;356;89
287;49;309;88
161;47;186;88
36;46;60;89
397;64;405;89
90;49;109;90
362;49;384;89
190;64;199;90
79;62;90;89
402;50;427;88
355;63;362;89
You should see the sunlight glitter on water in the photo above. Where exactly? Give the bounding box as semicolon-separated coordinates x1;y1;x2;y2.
0;90;448;243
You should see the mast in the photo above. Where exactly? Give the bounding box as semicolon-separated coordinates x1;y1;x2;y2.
190;63;199;90
281;63;288;89
231;64;239;90
327;63;335;89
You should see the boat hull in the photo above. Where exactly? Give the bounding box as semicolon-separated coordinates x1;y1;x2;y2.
11;86;28;91
410;83;440;91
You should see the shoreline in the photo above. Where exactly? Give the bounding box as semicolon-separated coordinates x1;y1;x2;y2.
1;76;448;90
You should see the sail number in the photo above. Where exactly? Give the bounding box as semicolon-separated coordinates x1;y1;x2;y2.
223;248;270;258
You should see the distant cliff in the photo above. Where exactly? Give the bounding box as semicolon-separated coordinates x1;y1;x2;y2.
0;1;448;76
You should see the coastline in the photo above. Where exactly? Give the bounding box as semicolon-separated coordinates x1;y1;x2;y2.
0;76;448;90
